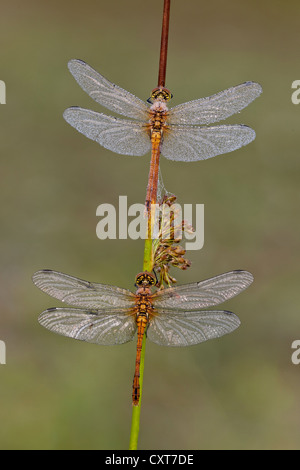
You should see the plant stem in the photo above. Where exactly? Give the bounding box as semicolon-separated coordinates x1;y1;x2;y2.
129;0;171;450
128;331;146;450
158;0;171;88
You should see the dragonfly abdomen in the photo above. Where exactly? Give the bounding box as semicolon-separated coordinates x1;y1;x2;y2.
132;313;148;406
146;126;164;210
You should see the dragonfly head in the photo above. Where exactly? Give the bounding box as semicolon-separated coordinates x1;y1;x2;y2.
147;87;173;104
135;271;156;288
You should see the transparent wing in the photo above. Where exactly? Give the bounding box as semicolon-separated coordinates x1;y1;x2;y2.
153;271;253;310
161;124;256;161
67;59;150;121
168;81;262;125
147;309;240;346
63;108;151;156
32;270;135;309
38;307;136;345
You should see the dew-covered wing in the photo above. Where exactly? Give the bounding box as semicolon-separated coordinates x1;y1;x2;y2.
38;307;136;345
153;270;254;310
32;270;135;309
147;309;240;346
168;81;262;125
63;107;151;156
67;59;149;121
161;124;256;161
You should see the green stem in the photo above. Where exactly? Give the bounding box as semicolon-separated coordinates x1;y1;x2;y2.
143;238;154;272
128;334;147;450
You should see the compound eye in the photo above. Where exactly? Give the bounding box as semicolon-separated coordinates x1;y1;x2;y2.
148;275;156;286
151;87;160;99
162;89;173;101
135;275;143;286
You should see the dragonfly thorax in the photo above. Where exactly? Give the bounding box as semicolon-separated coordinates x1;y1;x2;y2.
135;294;153;318
149;102;169;135
149;100;168;114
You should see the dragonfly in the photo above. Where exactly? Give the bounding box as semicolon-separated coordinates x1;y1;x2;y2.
63;60;262;208
32;269;253;405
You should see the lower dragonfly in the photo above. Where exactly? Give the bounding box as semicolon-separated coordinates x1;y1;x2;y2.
32;269;253;405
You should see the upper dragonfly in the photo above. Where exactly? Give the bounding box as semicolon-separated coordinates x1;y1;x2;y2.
63;60;262;207
32;269;253;406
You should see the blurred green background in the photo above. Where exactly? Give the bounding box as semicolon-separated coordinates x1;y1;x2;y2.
0;0;299;450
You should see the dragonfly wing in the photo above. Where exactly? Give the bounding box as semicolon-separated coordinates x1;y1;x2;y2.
168;81;262;125
38;307;136;345
63;108;151;156
161;124;256;161
67;59;150;121
147;309;240;346
153;270;254;310
32;270;136;309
